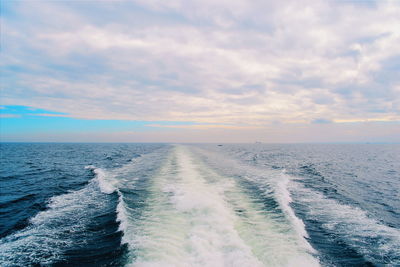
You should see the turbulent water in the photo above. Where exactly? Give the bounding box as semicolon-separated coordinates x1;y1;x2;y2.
0;143;399;266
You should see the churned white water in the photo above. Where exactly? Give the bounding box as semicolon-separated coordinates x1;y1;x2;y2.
110;145;320;267
2;143;398;266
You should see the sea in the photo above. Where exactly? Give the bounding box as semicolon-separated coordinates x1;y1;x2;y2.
0;143;399;267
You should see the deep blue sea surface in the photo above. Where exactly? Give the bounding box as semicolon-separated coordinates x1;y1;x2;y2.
1;143;399;266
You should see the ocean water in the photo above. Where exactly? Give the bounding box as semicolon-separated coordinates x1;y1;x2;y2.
0;143;399;266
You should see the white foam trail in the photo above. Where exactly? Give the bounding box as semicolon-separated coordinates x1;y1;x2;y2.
118;145;319;267
189;146;318;256
124;146;263;266
192;150;319;266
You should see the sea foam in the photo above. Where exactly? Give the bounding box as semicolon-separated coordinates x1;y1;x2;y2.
119;145;320;266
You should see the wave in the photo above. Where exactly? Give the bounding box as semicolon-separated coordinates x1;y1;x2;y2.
0;166;117;266
88;147;172;252
289;179;400;266
0;193;37;209
85;165;117;194
275;173;315;252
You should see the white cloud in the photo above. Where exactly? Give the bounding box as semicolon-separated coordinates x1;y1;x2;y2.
1;0;400;128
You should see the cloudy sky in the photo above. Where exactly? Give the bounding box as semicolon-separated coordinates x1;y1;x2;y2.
1;0;399;142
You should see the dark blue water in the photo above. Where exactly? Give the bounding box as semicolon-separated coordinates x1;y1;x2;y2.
0;143;164;266
1;143;399;266
207;143;400;266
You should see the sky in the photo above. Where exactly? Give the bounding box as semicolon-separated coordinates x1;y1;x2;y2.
1;0;399;143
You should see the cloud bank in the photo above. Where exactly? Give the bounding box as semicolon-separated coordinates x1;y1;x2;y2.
1;0;399;141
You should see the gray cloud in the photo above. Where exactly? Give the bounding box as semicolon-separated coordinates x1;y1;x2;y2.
312;118;333;124
1;0;400;126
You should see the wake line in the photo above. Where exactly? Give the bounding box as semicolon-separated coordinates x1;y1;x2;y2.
116;145;320;267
